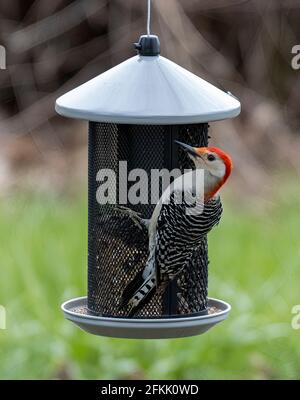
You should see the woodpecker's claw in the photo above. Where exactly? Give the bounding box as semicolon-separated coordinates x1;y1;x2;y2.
114;206;145;231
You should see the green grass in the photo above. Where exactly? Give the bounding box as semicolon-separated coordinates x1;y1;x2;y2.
0;189;300;380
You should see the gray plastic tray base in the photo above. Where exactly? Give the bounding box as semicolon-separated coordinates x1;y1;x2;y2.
61;296;231;339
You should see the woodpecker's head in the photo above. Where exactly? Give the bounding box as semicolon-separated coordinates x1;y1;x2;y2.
175;141;233;198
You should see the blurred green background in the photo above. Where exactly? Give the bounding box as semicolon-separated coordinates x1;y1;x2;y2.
0;186;299;379
0;0;300;379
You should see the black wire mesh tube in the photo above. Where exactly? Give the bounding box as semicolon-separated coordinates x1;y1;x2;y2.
87;122;215;317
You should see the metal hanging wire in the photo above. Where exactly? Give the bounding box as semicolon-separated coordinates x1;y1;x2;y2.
147;0;151;36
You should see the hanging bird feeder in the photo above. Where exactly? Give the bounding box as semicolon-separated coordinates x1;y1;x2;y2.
57;1;240;339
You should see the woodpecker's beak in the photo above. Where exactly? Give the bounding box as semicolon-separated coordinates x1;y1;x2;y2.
175;141;200;158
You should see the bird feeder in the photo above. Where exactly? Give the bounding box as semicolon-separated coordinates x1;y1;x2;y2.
57;30;240;339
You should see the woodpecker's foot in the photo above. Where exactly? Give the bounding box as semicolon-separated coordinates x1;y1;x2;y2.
114;206;147;231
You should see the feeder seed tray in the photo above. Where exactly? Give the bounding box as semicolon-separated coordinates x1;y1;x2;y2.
62;297;231;339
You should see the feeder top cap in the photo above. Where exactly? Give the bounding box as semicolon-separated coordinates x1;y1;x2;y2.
56;53;241;125
134;35;160;56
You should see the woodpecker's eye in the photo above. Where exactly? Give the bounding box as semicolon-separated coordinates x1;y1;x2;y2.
207;154;216;162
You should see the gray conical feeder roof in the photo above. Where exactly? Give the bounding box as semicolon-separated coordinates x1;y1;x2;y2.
56;38;240;125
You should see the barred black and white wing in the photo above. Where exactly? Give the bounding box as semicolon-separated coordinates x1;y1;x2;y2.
155;193;223;286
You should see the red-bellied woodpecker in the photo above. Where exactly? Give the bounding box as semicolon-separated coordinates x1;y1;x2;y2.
119;142;233;316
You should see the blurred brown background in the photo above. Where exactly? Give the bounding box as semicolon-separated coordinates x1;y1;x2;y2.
0;0;299;201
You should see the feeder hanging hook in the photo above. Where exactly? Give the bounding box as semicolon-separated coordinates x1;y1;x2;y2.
147;0;151;36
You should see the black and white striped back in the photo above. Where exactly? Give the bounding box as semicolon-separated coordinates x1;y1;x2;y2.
155;193;223;284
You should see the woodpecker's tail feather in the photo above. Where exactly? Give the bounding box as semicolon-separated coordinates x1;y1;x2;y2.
119;272;156;317
119;270;145;309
